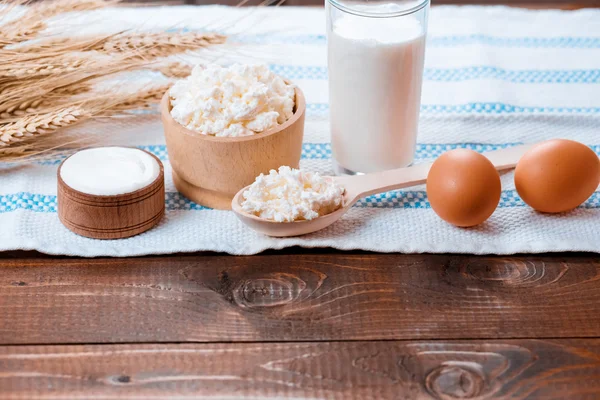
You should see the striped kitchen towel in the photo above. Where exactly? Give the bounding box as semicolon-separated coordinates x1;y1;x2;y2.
0;5;598;256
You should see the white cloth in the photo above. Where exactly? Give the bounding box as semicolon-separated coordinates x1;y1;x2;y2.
1;5;599;256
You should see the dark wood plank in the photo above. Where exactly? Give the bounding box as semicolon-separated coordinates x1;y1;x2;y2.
1;253;599;344
2;339;600;399
129;0;600;8
429;0;599;7
274;0;600;8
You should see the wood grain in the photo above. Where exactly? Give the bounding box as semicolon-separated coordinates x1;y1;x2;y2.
161;85;305;210
1;253;599;344
180;0;600;7
428;0;600;7
57;150;165;239
2;339;600;399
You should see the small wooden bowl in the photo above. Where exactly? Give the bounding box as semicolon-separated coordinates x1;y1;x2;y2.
161;86;306;210
57;149;165;240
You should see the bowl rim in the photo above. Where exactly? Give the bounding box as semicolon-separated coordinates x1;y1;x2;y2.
161;83;306;144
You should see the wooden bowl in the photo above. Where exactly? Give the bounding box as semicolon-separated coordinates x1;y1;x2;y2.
57;149;165;240
161;86;306;210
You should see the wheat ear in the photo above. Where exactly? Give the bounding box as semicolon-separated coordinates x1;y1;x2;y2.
157;62;192;78
0;54;89;78
0;106;87;146
0;0;116;47
97;32;226;59
33;0;118;18
0;84;171;147
0;98;45;119
0;82;92;119
0;57;146;113
100;84;172;113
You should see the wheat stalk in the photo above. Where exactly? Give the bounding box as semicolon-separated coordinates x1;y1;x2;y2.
0;84;171;148
157;62;192;78
3;31;224;64
0;106;87;145
105;84;172;113
5;30;224;63
0;0;115;47
8;36;75;53
0;54;89;77
0;20;47;48
0;97;45;119
0;82;92;119
34;0;116;18
49;82;92;97
0;0;231;161
97;32;226;59
7;33;119;58
0;133;95;161
0;32;223;79
0;57;145;113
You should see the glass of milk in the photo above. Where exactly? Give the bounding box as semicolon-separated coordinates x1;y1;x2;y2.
326;0;429;175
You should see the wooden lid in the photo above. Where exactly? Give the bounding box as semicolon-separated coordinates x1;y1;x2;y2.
57;149;165;240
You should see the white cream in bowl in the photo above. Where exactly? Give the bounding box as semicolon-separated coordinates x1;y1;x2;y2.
60;147;160;196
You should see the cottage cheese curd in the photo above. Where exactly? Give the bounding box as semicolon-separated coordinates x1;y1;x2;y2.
169;64;295;137
241;166;345;222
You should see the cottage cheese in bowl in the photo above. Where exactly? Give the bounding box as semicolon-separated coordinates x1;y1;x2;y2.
169;64;296;137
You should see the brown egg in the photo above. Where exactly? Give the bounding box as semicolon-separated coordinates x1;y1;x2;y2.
514;139;600;213
427;149;501;227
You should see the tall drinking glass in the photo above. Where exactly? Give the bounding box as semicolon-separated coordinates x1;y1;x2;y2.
326;0;429;175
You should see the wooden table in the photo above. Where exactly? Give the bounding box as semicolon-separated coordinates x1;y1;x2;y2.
2;1;600;398
1;250;600;398
182;0;600;9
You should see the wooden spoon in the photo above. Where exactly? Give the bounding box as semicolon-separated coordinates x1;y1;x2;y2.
232;144;534;237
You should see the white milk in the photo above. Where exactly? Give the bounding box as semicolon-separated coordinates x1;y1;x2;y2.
328;9;426;174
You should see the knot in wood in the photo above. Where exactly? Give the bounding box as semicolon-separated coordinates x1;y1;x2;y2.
426;364;486;399
109;375;132;385
461;259;545;287
232;273;306;309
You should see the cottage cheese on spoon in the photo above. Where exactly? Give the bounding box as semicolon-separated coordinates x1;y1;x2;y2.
242;166;345;223
169;64;295;137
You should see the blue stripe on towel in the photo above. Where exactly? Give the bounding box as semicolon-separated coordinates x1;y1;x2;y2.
170;26;600;48
307;103;600;115
0;193;58;213
270;65;600;84
139;142;600;163
234;33;600;48
26;143;523;165
357;190;600;209
428;35;600;49
15;143;600;166
2;190;599;214
27;101;592;124
297;142;524;160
